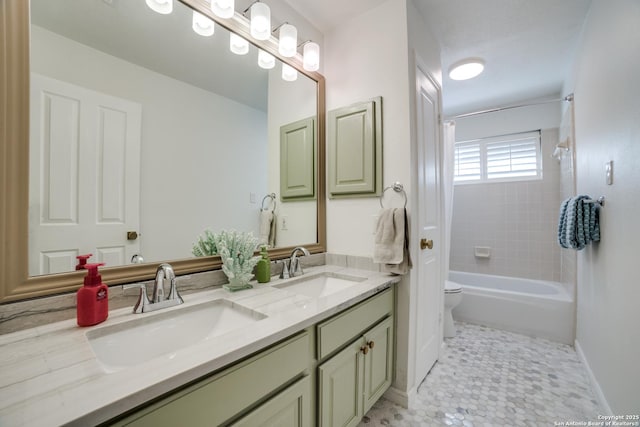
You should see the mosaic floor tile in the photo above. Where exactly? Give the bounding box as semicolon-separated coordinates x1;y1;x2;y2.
360;322;602;427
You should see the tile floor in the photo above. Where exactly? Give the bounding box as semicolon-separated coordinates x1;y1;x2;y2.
361;322;602;426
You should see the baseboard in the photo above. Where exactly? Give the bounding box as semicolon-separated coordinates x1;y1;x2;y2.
575;339;612;415
383;386;416;409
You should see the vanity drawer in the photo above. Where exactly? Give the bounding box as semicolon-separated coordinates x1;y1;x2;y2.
316;288;393;360
119;331;310;427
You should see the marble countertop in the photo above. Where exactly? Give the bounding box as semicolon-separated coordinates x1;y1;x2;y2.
0;265;399;427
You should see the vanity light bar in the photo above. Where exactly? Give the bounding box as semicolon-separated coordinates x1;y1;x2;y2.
145;0;317;81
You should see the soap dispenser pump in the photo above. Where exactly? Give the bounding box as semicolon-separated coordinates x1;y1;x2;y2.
75;253;93;270
77;263;109;327
256;245;271;283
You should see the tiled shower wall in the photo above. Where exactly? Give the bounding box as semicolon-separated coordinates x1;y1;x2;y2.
449;128;563;281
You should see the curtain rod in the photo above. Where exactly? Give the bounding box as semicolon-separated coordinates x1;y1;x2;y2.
446;93;574;120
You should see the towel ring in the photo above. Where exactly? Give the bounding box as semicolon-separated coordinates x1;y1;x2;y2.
261;193;276;211
380;182;408;208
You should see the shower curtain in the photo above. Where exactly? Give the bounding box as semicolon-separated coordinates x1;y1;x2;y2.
443;121;456;278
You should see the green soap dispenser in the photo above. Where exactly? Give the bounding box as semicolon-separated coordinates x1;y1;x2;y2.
256;245;271;283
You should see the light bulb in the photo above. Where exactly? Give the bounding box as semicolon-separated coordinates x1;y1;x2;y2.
211;0;235;19
278;23;297;58
230;33;249;55
303;42;320;71
192;11;214;37
145;0;173;15
258;50;275;69
282;63;297;81
250;2;271;41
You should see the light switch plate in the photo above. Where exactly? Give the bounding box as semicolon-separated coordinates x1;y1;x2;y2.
605;161;613;185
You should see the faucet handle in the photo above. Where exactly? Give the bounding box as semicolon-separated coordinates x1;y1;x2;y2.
122;283;151;314
291;258;304;276
166;277;184;304
279;260;290;279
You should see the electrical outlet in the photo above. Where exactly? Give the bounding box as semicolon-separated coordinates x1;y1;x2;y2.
282;216;289;231
250;192;256;203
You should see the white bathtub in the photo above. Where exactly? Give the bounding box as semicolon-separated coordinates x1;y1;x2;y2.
450;271;575;344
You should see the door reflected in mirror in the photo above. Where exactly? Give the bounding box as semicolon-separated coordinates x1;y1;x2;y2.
28;0;318;276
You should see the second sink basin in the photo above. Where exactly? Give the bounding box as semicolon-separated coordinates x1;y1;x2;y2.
86;299;266;372
274;272;367;298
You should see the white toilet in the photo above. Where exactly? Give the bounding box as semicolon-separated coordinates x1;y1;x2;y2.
444;280;463;338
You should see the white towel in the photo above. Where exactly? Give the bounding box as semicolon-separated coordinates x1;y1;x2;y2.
374;208;412;274
259;210;274;247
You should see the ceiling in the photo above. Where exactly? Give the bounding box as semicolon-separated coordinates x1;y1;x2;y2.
288;0;592;116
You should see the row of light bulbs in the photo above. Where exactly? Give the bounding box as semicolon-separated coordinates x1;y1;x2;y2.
145;0;320;82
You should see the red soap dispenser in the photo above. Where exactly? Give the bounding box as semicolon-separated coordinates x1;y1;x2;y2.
77;263;109;327
75;253;93;270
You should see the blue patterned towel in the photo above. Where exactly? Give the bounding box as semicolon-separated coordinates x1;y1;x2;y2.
557;195;601;250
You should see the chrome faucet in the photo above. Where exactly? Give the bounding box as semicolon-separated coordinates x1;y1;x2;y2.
288;246;310;277
122;263;184;313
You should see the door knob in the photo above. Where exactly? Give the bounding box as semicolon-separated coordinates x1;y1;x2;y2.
127;231;139;241
420;238;433;250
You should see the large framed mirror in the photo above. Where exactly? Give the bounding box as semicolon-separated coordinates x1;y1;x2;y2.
0;0;326;302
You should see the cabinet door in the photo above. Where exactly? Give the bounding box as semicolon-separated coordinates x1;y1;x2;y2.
231;376;312;427
318;339;364;427
362;317;394;413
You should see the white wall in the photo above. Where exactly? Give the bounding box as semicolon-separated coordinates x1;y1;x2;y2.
324;0;442;403
31;26;268;262
267;69;318;247
563;0;640;414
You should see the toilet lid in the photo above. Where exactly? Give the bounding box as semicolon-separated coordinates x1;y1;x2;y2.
444;280;462;293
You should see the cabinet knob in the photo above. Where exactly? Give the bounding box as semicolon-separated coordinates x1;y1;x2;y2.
361;345;369;355
368;341;375;349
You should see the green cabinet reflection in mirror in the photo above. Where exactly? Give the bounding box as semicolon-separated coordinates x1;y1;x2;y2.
328;97;383;198
280;117;316;201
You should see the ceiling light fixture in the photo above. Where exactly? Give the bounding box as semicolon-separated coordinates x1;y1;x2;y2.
192;11;215;36
302;41;320;71
145;0;173;15
211;0;235;19
230;33;249;55
448;58;485;81
250;2;271;41
282;63;297;81
278;23;297;58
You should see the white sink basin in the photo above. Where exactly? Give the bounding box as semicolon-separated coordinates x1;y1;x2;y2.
275;273;367;298
86;299;266;372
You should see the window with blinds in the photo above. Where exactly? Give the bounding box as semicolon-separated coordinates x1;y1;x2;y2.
454;131;542;184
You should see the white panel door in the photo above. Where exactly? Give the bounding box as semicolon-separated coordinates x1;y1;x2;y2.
29;74;141;275
414;66;443;385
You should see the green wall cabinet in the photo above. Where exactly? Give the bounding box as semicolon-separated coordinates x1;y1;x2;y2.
328;97;382;198
280;117;316;201
318;316;394;427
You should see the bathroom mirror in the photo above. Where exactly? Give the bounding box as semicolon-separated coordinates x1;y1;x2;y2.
0;0;326;302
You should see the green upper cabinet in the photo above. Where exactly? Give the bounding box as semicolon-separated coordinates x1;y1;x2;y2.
328;97;382;198
280;117;316;201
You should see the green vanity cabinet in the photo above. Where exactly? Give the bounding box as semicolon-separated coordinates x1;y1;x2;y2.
317;316;394;427
316;288;394;427
113;331;312;427
231;376;312;427
109;286;395;427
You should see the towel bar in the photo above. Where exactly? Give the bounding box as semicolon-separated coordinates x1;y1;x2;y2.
380;182;408;208
584;196;605;207
261;193;276;211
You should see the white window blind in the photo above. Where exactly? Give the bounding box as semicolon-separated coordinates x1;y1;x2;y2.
454;131;541;184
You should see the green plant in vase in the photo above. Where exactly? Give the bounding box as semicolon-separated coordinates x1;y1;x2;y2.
215;230;260;291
